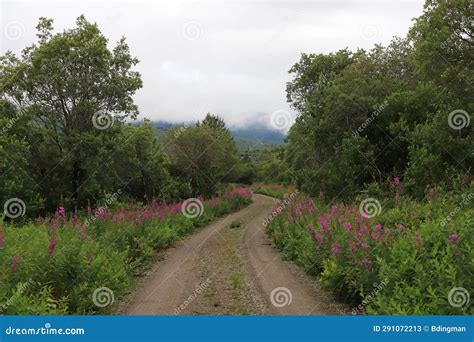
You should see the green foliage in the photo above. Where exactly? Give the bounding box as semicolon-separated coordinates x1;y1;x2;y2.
163;115;241;198
266;183;474;315
0;190;252;314
284;0;472;200
252;184;295;200
0;16;148;213
1;17;242;216
246;147;290;185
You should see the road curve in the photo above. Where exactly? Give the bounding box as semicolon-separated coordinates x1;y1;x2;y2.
119;194;346;315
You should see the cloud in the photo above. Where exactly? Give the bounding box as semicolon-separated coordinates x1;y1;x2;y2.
0;0;424;129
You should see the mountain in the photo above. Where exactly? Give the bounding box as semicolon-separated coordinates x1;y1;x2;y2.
230;127;285;145
148;120;286;147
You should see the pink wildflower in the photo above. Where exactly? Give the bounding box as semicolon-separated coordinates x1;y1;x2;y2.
295;204;303;216
331;242;340;256
343;222;351;231
392;176;401;187
360;225;370;236
119;208;125;223
349;241;356;254
448;233;459;245
225;188;252;199
48;236;58;254
427;187;436;199
375;224;383;233
360;258;372;271
319;216;328;233
413;234;423;248
57;206;65;219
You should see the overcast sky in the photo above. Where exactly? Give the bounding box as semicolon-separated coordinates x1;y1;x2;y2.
1;0;425;129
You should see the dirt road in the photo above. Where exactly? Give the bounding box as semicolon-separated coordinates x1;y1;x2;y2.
120;194;347;315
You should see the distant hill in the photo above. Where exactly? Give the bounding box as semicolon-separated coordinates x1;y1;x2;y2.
147;120;286;149
230;127;285;145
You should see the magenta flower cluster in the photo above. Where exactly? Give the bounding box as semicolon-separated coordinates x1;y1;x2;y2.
20;188;252;261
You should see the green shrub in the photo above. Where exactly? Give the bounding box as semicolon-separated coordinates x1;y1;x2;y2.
266;182;473;314
0;189;253;314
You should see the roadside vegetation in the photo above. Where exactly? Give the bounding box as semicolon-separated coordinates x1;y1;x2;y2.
0;189;252;314
0;0;471;316
260;0;473;315
265;182;473;314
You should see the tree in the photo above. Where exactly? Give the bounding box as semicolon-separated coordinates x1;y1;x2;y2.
0;16;143;210
0;101;43;217
283;0;472;199
164;115;240;197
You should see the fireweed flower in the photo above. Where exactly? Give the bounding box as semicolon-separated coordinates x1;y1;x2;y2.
391;177;402;203
427;187;436;199
319;191;324;198
314;233;322;250
371;232;379;241
319;216;328;233
360;225;370;236
48;236;58;254
295;204;303;216
355;216;360;227
448;233;459;245
51;218;60;230
354;231;362;241
57;206;65;219
331;242;340;256
391;176;401;187
349;241;356;254
119;208;125;223
360;258;372;271
413;234;423;248
375;224;383;233
343;222;351;231
306;224;315;236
